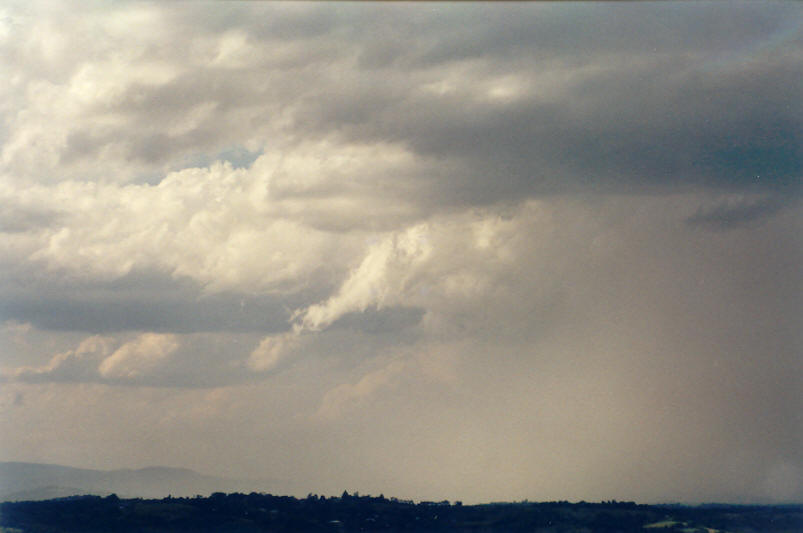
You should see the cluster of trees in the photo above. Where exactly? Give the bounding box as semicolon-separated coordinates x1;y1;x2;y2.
1;492;801;533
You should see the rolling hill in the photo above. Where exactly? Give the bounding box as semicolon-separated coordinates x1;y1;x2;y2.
0;462;278;501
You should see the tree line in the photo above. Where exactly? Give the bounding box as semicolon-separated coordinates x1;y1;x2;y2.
1;491;801;532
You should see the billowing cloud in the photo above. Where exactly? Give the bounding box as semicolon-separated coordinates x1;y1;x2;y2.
6;333;179;384
247;332;302;373
294;224;432;332
3;2;800;196
98;333;179;380
3;330;263;388
8;335;114;384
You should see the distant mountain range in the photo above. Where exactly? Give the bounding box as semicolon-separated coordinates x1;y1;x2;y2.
0;462;282;502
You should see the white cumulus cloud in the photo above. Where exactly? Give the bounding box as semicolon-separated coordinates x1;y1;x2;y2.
98;333;179;379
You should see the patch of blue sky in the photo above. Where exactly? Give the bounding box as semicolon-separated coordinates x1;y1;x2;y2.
132;146;263;185
172;145;264;173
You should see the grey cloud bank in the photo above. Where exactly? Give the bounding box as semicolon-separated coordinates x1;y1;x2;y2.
0;1;801;504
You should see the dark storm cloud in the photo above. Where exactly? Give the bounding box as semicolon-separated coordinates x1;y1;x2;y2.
1;296;282;334
16;2;799;199
3;1;799;342
0;271;317;334
1;292;424;338
687;195;796;229
62;67;269;166
215;3;793;69
329;306;425;334
298;45;801;205
162;4;793;215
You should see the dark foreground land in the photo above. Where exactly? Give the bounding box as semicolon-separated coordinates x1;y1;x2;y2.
2;492;802;533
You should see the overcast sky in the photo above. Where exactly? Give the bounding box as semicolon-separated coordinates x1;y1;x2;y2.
1;1;801;504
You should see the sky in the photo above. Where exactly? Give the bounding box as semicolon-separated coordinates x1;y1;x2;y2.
0;1;801;504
